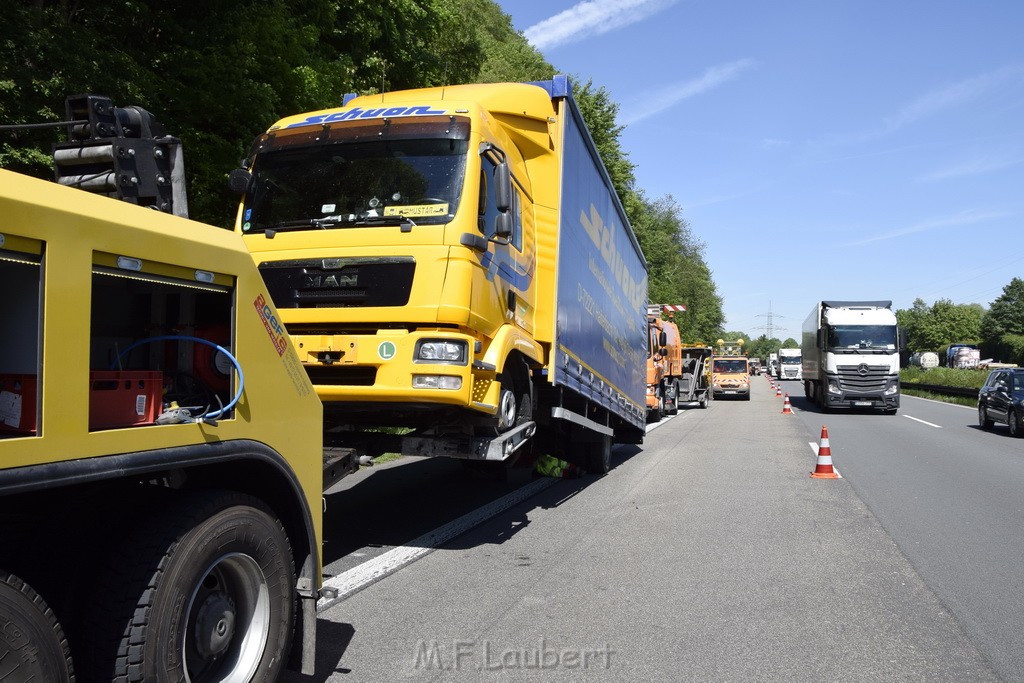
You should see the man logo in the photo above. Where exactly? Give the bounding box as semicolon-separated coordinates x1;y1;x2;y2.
378;341;397;360
303;274;357;288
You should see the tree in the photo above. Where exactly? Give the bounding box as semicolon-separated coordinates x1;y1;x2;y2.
980;278;1024;363
895;298;982;353
454;0;554;83
0;0;486;225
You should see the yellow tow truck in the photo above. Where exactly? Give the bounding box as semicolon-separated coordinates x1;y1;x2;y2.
0;169;326;681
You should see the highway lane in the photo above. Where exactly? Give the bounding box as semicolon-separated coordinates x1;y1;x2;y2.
288;378;1000;681
784;386;1024;682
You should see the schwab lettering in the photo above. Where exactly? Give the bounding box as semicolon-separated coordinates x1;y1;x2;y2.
286;105;447;128
303;273;358;288
580;204;646;311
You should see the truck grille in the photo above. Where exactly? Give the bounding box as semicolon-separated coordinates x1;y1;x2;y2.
836;364;888;392
306;365;377;386
259;257;415;309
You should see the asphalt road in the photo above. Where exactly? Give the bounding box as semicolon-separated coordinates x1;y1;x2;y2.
285;377;1019;681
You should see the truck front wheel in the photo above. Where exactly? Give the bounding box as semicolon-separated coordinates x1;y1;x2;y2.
79;491;295;683
0;571;74;683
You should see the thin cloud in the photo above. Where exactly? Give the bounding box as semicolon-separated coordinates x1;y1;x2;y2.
843;209;1010;247
880;65;1024;134
620;59;757;126
917;155;1024;182
524;0;679;51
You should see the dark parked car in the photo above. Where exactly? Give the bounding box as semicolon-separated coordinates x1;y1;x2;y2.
978;368;1024;437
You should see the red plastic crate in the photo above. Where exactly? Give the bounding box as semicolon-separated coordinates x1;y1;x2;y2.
0;374;38;434
88;371;163;430
0;371;163;434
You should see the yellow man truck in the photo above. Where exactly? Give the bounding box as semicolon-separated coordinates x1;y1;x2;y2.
230;76;648;472
0;170;324;681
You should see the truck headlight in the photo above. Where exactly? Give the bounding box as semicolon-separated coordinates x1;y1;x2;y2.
828;380;841;395
412;375;462;390
415;339;468;364
884;382;898;396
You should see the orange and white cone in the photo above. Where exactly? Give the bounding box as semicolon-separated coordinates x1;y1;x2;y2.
811;425;840;479
782;393;793;414
775;385;782;397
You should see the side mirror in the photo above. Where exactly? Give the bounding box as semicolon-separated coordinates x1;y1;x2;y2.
228;167;252;194
493;212;513;243
659;331;668;347
494;162;511;212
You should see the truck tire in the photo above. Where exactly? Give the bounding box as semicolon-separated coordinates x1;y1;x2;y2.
0;571;74;683
78;491;295;683
585;434;613;474
665;380;679;415
496;361;532;433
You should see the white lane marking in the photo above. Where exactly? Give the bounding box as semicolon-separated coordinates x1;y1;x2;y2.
807;442;842;478
317;476;559;612
902;415;942;428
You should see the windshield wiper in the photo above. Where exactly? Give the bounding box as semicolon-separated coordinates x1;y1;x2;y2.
259;215;358;237
355;214;418;231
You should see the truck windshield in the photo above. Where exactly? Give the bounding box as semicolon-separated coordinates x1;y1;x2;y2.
240;117;470;233
713;360;747;373
780;356;801;364
827;325;897;351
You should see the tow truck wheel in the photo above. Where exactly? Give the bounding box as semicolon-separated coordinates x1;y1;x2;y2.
0;571;74;683
79;491;295;683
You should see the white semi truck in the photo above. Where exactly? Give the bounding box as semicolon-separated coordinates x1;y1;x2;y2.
777;348;802;380
801;300;902;413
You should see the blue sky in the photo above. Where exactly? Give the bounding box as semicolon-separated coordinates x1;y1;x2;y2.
495;0;1024;341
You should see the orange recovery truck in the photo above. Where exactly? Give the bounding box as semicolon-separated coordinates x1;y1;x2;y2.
646;305;701;419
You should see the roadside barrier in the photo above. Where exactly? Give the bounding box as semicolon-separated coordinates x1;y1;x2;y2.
782;393;793;414
810;425;840;479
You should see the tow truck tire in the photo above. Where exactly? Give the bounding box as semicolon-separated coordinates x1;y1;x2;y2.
0;571;74;683
79;491;295;683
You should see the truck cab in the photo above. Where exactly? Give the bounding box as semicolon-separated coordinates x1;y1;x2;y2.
711;340;750;400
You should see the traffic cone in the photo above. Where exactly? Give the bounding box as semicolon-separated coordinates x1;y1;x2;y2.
781;393;793;414
775;385;782;397
811;425;840;479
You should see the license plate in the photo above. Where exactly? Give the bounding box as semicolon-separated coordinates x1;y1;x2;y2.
854;401;872;406
725;390;737;394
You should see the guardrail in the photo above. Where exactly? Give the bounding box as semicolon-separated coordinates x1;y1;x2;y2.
902;382;979;398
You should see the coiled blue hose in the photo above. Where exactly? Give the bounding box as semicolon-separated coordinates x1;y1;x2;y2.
111;335;244;422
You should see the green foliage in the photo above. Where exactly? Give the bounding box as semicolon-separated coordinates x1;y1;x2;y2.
900;366;988;389
0;0;485;225
571;79;635;201
0;0;725;332
625;191;723;343
979;278;1024;364
456;0;554;83
745;335;782;361
896;298;983;354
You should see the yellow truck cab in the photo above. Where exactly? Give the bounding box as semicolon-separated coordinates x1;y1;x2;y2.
711;339;751;400
231;77;648;471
